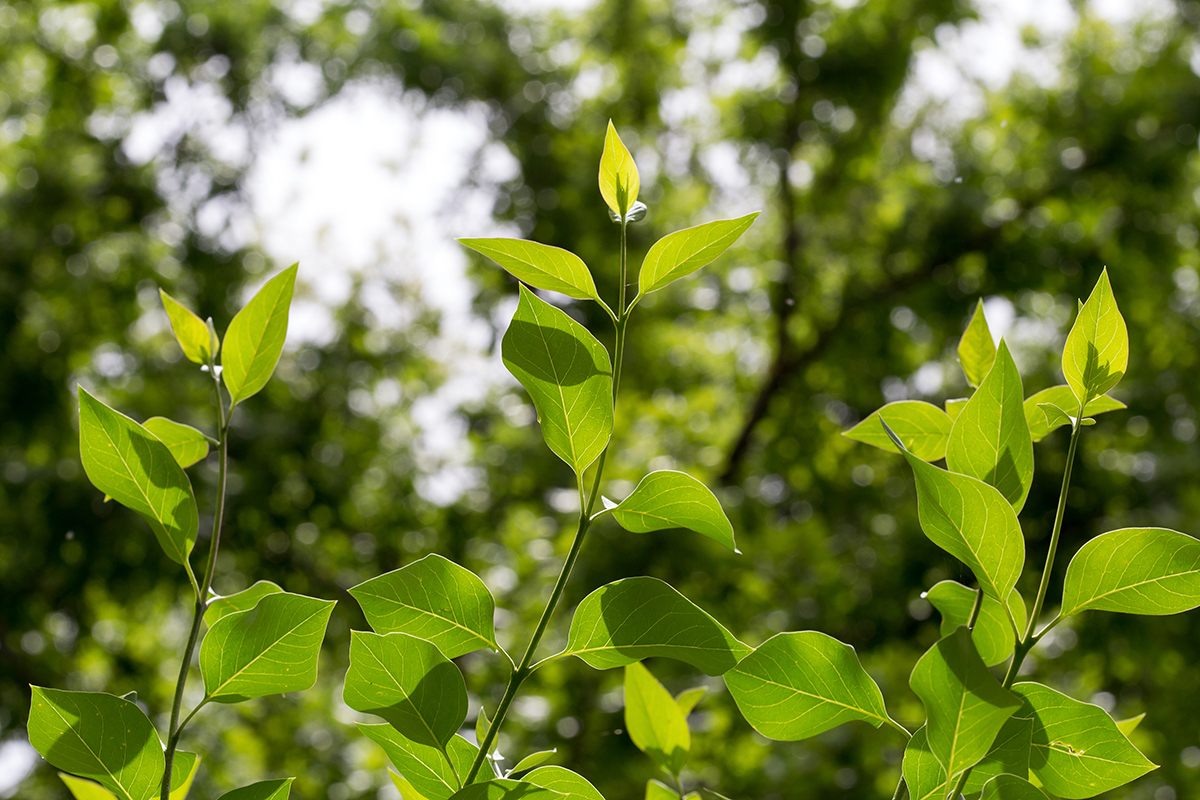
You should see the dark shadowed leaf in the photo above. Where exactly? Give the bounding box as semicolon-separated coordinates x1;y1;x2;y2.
924;581;1025;666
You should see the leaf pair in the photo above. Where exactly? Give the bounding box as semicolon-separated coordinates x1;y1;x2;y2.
624;662;705;778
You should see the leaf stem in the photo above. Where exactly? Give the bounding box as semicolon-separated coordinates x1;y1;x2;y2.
967;587;984;630
161;366;230;800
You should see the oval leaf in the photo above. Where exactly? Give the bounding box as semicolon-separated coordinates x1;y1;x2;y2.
981;775;1052;800
1063;267;1128;406
1061;527;1200;617
902;727;946;800
349;554;499;658
200;591;336;702
142;417;209;469
509;751;558;777
222;264;297;407
160;290;213;364
844;401;952;462
909;627;1022;786
359;724;479;800
946;339;1034;512
724;630;893;741
884;422;1024;602
1012;681;1156;799
216;779;294;800
524;767;604;800
344;631;468;748
451;779;564;800
502;285;613;475
637;213;758;297
78;388;198;566
1024;386;1125;442
959;299;997;388
924;581;1025;667
563;577;750;676
609;471;737;552
29;687;164;800
599;120;639;219
204;580;284;628
459;239;600;303
625;662;690;775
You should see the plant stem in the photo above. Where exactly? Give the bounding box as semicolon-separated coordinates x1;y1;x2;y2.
890;777;909;800
161;370;230;800
465;219;632;785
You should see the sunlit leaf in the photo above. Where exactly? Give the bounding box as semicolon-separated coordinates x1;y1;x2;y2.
142;417;209;468
350;554;499;657
564;577;750;676
724;631;893;741
200;591;335;702
1023;386;1125;442
222;264;297;407
924;581;1025;667
160;290;213;365
359;724;480;800
637;213;758;297
502;285;613;476
645;781;678;800
902;727;946;800
78;387;198;566
958;299;996;388
391;772;432;800
980;774;1051;800
675;687;706;717
215;779;294;800
1062;268;1128;406
1061;527;1200;616
449;779;564;800
58;752;199;800
610;471;737;553
1116;713;1146;736
508;751;558;777
945;397;969;422
524;767;604;800
844;401;953;462
625;662;690;775
599;120;639;219
203;581;284;628
459;239;601;304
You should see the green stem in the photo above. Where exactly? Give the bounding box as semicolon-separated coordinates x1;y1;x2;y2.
465;220;632;785
967;587;984;630
161;369;230;800
891;777;908;800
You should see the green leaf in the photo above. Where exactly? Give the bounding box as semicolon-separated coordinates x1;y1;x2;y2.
203;580;284;628
1062;527;1200;616
924;581;1026;667
59;774;118;800
963;715;1034;793
502;285;613;476
459;239;601;304
1024;386;1125;442
599;120;639;219
675;687;706;717
524;767;604;800
609;471;737;553
724;631;892;741
645;780;679;800
843;401;953;462
884;423;1024;603
563;577;751;676
200;591;335;702
28;687;163;800
392;771;433;800
1013;681;1156;798
1116;713;1146;736
349;554;499;658
344;631;468;748
78;387;198;566
476;708;498;756
980;774;1052;800
215;779;294;800
945;397;970;423
902;727;946;800
142;417;209;469
222;264;297;407
359;724;479;800
909;627;1022;788
946;339;1034;512
160;290;213;365
636;213;759;297
959;299;997;388
508;751;558;777
450;779;563;800
625;662;690;775
59;753;200;800
1062;268;1128;406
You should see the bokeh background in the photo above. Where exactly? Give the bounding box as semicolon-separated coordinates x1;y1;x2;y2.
3;0;1200;797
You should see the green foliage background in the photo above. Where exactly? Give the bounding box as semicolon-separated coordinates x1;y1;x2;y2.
3;0;1200;798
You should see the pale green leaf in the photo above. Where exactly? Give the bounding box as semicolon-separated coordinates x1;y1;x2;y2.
1013;681;1156;798
902;727;946;800
476;708;498;756
645;780;678;800
200;591;335;702
29;687;163;800
344;631;468;748
58;753;199;800
610;471;737;553
946;339;1034;512
142;417;209;468
222;264;297;407
59;773;118;800
675;687;706;717
599;120;639;219
909;627;1022;787
215;779;294;800
884;423;1024;602
524;767;604;800
392;771;432;800
350;554;499;658
1061;527;1200;616
980;774;1052;800
1116;713;1146;736
959;299;997;388
1039;403;1074;432
1062;268;1128;406
359;724;480;800
1024;386;1125;442
625;662;690;775
637;214;758;297
924;581;1025;667
450;779;563;800
563;577;751;676
963;715;1034;793
724;631;892;741
78;388;198;566
508;751;558;777
844;401;953;462
160;290;212;364
502;285;613;476
945;398;969;423
459;239;601;304
203;581;284;628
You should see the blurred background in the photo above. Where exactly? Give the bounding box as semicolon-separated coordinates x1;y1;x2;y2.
3;0;1200;797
